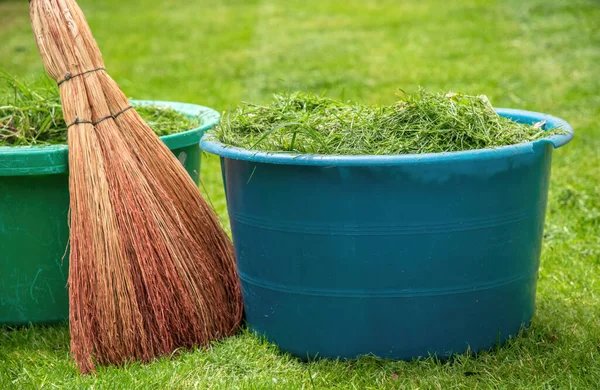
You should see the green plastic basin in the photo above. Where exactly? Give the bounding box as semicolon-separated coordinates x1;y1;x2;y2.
0;100;220;326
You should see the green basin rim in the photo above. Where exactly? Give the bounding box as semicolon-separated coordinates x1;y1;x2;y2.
0;100;220;176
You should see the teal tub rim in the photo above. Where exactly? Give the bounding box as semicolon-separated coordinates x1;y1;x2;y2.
200;108;574;167
0;100;220;176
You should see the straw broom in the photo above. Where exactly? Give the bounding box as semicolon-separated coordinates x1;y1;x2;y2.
30;0;243;373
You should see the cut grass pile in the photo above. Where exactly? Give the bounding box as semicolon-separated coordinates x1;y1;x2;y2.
214;89;560;155
0;74;200;146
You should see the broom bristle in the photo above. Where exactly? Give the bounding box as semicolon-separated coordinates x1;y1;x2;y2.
30;0;243;373
100;77;243;327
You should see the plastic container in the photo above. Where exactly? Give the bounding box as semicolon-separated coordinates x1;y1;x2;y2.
0;100;220;326
200;108;573;360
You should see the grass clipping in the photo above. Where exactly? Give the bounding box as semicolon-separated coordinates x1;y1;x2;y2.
215;90;560;155
0;74;199;146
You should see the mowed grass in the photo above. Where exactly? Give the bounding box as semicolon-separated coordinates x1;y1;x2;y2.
1;0;599;388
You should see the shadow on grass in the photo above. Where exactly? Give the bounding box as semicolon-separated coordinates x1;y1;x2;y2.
0;295;583;378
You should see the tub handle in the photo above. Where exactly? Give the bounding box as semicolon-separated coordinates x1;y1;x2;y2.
541;115;574;149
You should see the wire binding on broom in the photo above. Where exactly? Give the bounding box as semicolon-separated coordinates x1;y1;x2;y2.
66;118;92;129
66;106;134;128
57;67;105;86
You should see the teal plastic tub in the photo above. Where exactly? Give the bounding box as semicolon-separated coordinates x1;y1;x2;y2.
201;108;573;360
0;101;220;326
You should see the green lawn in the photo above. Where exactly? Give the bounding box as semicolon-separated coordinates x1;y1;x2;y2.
1;0;599;388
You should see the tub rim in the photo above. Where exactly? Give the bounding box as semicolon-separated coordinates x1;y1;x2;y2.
0;100;220;176
199;108;574;167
